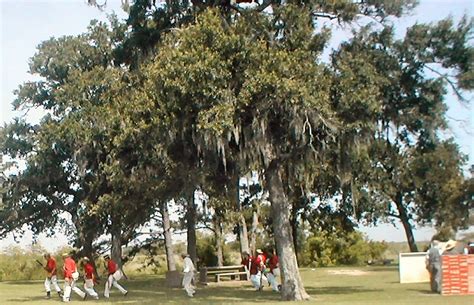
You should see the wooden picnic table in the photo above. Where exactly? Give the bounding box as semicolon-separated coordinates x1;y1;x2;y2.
199;265;248;283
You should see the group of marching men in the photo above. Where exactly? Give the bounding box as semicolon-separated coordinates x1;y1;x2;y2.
241;248;280;292
42;252;128;302
43;249;280;301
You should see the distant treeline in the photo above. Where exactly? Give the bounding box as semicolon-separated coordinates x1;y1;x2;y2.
0;233;398;281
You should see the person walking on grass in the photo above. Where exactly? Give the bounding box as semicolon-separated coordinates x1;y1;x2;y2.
104;254;128;298
82;257;99;300
43;253;62;299
425;240;441;293
62;253;86;302
241;251;252;280
241;250;261;290
250;249;267;291
181;253;196;297
265;249;281;292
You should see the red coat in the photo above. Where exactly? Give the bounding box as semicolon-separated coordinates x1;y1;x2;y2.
84;262;95;280
242;256;259;275
63;257;76;279
45;257;57;276
241;257;250;269
268;255;279;272
107;260;118;275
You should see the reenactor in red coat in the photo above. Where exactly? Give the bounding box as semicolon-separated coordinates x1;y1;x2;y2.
103;255;128;298
82;257;99;299
62;253;86;302
43;253;62;299
250;249;267;290
265;249;281;292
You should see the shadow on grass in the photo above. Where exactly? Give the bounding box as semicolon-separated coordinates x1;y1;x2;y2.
124;279;283;304
306;286;378;295
7;277;277;304
407;289;439;295
6;296;56;303
365;267;399;272
3;277;378;304
2;280;44;285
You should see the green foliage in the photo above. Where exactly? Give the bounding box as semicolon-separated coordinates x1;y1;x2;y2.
401;15;474;91
0;16;161;260
196;233;232;268
330;15;473;251
0;245;65;281
410;140;470;229
430;227;456;242
122;254;170;277
300;231;387;267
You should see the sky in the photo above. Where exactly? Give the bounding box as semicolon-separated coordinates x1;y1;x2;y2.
0;0;473;252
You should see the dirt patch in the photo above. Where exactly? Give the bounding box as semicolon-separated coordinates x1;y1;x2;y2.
326;269;369;276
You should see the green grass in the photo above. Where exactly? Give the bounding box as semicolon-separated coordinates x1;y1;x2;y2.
0;266;472;304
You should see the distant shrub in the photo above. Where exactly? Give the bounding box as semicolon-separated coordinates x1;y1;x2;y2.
0;245;45;281
122;254;169;277
0;244;75;281
196;233;232;268
300;231;388;267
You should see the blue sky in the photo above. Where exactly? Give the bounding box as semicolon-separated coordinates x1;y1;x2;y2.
0;0;472;251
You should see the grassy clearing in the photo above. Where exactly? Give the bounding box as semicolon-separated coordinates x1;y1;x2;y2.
0;266;472;304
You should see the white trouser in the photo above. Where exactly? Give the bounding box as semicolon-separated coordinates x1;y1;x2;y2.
104;271;127;297
44;275;61;293
182;271;195;296
63;279;85;302
266;268;280;291
250;271;267;290
84;279;99;298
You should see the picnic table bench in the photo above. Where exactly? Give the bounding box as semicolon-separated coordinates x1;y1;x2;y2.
199;265;248;283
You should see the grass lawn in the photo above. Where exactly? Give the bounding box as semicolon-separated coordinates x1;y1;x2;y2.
0;266;472;304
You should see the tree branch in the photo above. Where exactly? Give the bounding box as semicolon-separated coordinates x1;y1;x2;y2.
387;212;400;218
424;65;469;104
255;0;274;13
311;12;338;20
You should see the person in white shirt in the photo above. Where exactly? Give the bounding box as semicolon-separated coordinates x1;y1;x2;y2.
181;253;196;297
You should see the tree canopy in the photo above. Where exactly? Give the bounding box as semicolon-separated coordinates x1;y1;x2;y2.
1;0;473;301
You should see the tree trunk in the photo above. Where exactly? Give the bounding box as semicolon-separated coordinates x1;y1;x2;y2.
266;160;309;301
83;232;100;279
161;201;176;271
290;208;299;264
239;214;250;254
394;192;418;252
249;209;259;255
111;227;122;267
215;217;224;267
186;191;197;265
236;173;250;255
72;214;100;279
75;228;99;280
